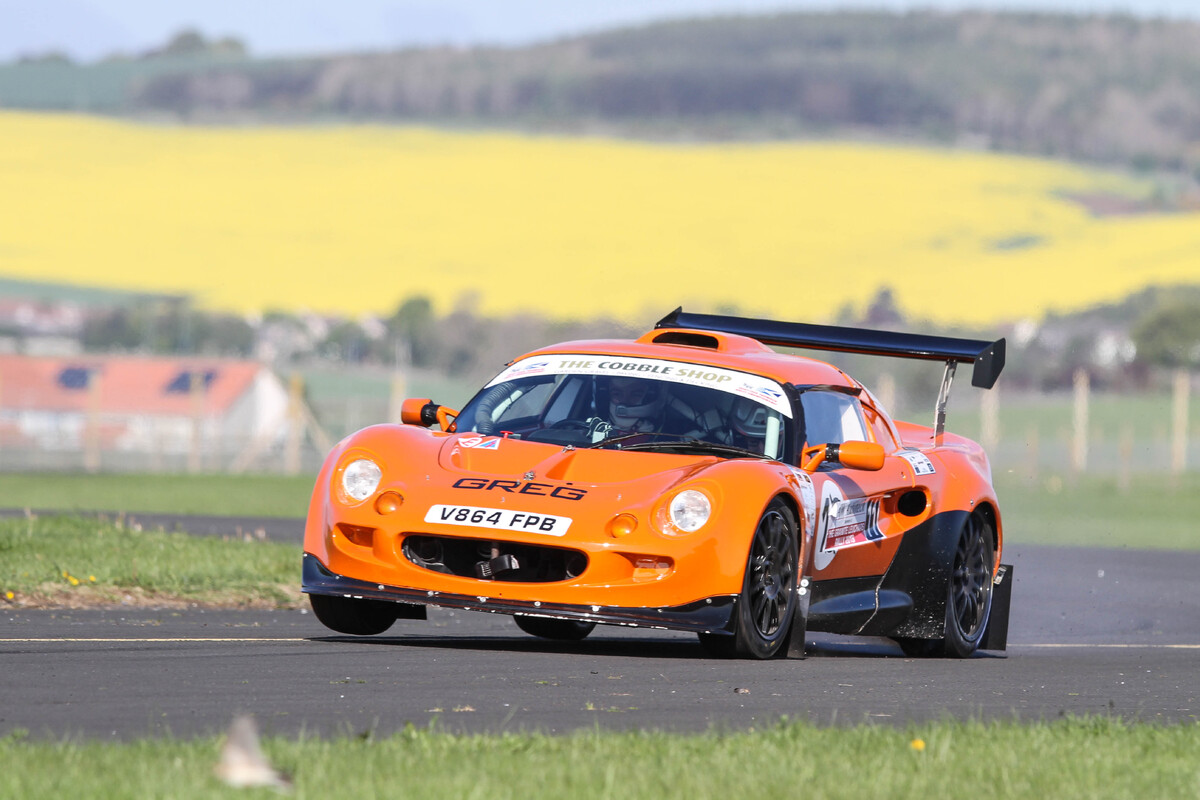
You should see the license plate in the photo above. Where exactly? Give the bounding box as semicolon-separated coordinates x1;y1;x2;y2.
424;504;572;537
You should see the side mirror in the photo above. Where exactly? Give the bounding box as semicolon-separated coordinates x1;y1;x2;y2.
801;440;886;473
400;398;435;425
400;398;458;431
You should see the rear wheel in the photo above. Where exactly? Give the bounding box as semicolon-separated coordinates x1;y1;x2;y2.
309;593;398;635
699;499;798;659
896;512;995;658
513;615;596;641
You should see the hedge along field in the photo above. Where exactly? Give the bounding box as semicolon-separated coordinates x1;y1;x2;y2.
3;111;1200;325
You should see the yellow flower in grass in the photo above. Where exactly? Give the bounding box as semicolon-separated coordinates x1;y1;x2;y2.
4;591;14;601
910;739;926;752
67;575;80;586
89;575;97;583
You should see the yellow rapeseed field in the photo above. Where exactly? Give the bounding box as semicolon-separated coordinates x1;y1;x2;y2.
2;111;1198;326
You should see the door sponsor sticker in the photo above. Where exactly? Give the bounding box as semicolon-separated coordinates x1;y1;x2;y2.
814;482;884;570
424;504;572;536
822;497;883;551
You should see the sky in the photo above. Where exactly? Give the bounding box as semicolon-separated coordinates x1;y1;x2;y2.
2;0;1198;62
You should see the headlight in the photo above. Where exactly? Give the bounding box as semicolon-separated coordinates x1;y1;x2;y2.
668;489;711;532
342;458;382;502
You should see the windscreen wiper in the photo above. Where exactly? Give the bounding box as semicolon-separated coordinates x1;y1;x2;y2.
591;432;768;459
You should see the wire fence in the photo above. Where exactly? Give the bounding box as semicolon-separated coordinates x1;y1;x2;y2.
1;380;1195;481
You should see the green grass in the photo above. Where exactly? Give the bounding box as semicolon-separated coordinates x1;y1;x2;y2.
0;515;299;607
994;471;1200;550
1;468;1194;609
4;468;1200;552
301;366;475;440
0;472;314;518
1;718;1197;799
949;391;1200;479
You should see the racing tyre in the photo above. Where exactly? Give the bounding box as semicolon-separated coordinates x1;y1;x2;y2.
309;593;399;636
897;512;995;658
513;615;596;641
700;499;799;660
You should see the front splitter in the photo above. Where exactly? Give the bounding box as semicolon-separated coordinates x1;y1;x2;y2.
302;553;736;634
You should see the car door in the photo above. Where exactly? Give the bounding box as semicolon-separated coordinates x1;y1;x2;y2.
798;388;913;582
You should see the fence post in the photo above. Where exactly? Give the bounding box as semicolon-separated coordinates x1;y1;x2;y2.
1025;424;1040;486
188;369;204;474
84;368;101;473
1072;369;1089;475
981;382;1000;457
284;373;304;475
389;371;407;423
1117;425;1133;494
1171;368;1189;479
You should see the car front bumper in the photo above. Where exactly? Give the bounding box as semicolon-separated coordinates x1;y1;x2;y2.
302;552;737;634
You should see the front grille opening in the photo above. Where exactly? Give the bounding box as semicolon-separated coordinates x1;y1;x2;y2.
402;534;588;583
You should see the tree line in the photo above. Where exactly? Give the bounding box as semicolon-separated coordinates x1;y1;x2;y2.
69;286;1200;396
4;12;1200;177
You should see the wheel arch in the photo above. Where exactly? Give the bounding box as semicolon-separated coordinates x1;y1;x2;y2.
769;490;808;573
973;500;1002;566
867;507;968;639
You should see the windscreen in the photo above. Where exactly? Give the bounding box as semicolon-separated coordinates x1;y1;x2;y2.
456;355;793;459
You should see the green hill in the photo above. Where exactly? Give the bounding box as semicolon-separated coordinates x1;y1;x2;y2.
2;11;1200;175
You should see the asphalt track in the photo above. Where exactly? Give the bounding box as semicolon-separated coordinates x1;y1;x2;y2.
1;514;1197;740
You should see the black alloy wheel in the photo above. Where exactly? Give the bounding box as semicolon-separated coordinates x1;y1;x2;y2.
944;511;995;656
897;512;995;658
698;499;799;659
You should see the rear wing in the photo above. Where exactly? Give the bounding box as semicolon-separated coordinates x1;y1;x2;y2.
656;308;1004;388
655;308;1006;441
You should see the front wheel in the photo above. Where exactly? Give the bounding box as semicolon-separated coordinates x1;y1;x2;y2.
309;593;398;635
699;499;799;659
513;615;596;641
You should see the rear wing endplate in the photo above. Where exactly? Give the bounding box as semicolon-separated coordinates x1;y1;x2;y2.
655;308;1005;389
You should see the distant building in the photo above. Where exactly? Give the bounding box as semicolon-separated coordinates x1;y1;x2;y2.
0;353;292;470
0;298;86;357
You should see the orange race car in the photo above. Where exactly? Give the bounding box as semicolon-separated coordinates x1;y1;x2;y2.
302;309;1012;659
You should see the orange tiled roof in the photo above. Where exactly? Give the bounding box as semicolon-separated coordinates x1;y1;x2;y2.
0;354;264;417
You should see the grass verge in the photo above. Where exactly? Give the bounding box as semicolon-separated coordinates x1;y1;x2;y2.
1;468;1197;609
2;717;1197;799
0;472;314;518
0;515;300;608
993;471;1200;550
5;469;1200;551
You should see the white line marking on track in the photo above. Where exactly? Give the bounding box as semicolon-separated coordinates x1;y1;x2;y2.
1013;643;1200;649
4;639;1197;648
0;638;309;643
